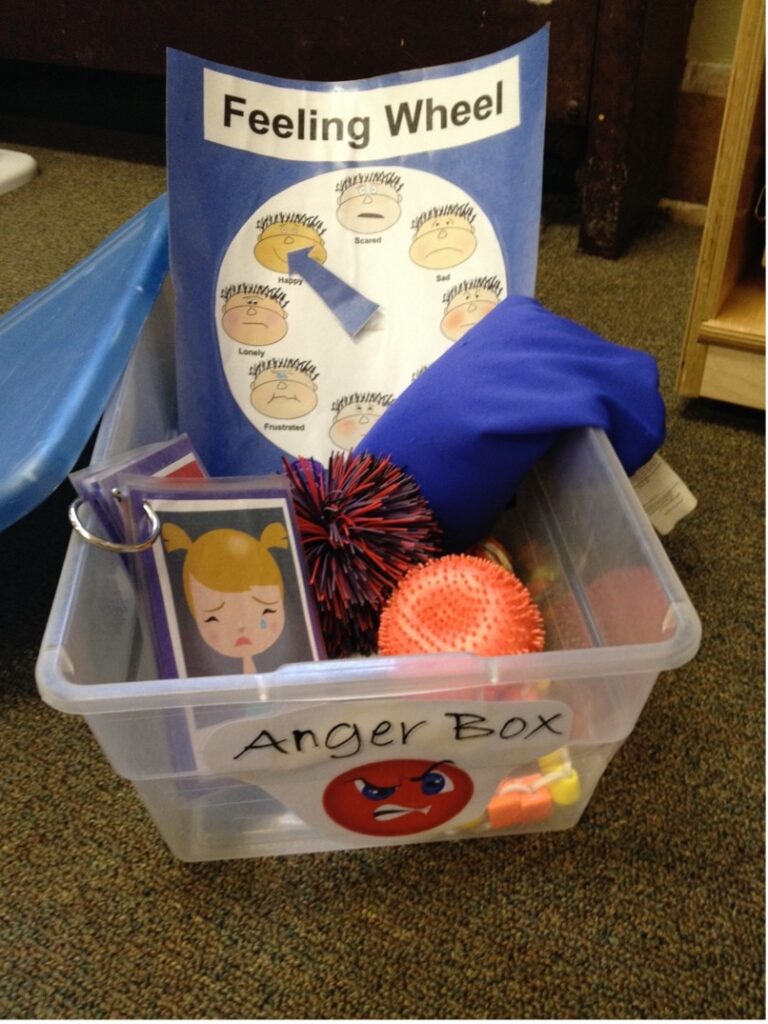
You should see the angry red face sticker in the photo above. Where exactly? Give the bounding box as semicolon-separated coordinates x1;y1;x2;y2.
322;758;474;836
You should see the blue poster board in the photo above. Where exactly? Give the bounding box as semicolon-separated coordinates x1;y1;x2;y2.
166;29;549;477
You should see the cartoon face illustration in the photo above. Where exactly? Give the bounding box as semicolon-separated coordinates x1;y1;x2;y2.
189;578;286;662
323;759;474;836
250;359;319;420
336;171;403;234
254;214;327;273
409;203;477;270
220;285;288;347
440;276;502;341
162;523;288;674
329;392;393;450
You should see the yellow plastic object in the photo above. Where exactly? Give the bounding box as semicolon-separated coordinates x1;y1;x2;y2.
538;748;581;805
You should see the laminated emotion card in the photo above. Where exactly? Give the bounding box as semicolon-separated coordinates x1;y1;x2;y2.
121;474;325;679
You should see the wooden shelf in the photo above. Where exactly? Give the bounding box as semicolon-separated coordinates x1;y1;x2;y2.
699;275;766;353
676;0;765;410
699;344;765;408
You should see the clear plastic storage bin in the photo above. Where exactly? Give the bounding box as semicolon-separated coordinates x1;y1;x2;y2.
36;284;701;862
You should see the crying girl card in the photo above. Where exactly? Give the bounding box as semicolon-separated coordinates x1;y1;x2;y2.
166;28;548;478
121;474;325;680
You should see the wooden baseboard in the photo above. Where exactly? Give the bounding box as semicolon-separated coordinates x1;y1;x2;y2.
681;60;733;98
658;198;708;226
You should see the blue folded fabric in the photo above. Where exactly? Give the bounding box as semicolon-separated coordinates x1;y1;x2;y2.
355;295;665;551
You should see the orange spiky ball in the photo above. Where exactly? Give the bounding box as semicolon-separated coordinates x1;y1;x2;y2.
377;554;545;657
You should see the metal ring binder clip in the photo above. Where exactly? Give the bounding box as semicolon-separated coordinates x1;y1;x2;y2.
67;498;161;553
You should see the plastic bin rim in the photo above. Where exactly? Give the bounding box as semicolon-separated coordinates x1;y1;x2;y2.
36;603;701;715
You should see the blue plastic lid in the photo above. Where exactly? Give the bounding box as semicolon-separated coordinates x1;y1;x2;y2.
0;194;169;532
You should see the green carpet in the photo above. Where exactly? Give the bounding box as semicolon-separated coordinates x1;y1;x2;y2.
0;123;764;1020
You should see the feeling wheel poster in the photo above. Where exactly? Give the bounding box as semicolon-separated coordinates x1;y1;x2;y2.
166;28;548;476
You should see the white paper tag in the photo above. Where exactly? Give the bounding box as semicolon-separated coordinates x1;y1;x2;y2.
631;453;697;535
192;698;572;844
